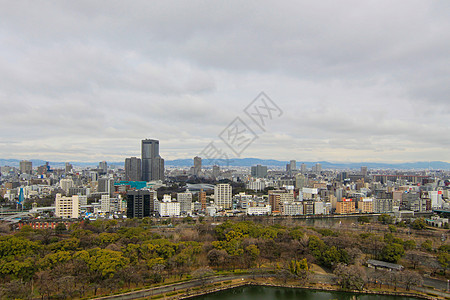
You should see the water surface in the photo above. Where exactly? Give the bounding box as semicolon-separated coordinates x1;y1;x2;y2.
193;285;418;300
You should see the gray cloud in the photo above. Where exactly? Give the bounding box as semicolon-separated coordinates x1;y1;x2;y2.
0;1;449;163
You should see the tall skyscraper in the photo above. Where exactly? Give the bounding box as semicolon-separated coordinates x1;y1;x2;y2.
193;156;202;176
214;183;232;210
141;139;165;181
19;160;32;174
125;157;142;181
290;160;296;171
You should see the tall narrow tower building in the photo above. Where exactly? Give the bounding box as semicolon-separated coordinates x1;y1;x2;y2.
141;139;164;181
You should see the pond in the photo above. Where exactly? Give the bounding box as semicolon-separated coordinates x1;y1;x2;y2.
192;285;419;300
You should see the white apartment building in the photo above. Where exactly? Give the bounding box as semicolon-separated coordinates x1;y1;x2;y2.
55;193;80;219
158;195;181;217
214;183;232;210
282;202;303;216
247;205;271;215
100;194;111;213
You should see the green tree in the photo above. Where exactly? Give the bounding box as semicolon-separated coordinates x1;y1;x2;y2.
308;235;326;260
357;216;370;224
0;236;41;258
289;258;309;275
402;240;416;251
81;248;130;278
244;244;260;268
321;246;348;268
380;243;405;263
411;218;427;230
0;258;35;280
40;251;72;269
421;240;433;252
388;225;397;233
55;222;68;234
437;252;450;275
378;214;393;225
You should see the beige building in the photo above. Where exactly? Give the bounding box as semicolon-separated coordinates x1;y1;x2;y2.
336;198;356;214
358;197;373;213
55;194;80;219
214;184;232;209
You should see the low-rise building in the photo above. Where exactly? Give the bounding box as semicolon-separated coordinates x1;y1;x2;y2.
358;197;373;213
282;202;303;216
247;205;271;215
336;198;355;214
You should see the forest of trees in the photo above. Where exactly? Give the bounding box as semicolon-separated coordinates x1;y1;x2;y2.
0;216;448;299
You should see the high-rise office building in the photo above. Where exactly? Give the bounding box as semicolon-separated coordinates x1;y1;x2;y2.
312;163;322;173
125;157;142;181
141;139;164;181
98;177;114;196
126;190;156;218
98;161;108;174
193;156;202;177
290;160;296;171
177;191;193;214
300;163;307;174
19;160;32;174
214;183;232;210
251;165;267;178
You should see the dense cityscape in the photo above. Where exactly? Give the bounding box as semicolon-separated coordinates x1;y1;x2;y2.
1;138;449;226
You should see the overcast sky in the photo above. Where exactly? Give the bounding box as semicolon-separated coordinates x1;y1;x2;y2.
0;1;449;163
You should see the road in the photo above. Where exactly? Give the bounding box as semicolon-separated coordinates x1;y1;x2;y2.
92;274;264;300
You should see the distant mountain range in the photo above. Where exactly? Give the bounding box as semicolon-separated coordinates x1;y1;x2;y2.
1;158;450;170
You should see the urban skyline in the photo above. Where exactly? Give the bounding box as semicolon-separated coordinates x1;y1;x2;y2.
0;2;449;163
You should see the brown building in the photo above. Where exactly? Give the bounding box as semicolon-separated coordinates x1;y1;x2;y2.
199;189;206;211
268;189;295;213
336;198;356;214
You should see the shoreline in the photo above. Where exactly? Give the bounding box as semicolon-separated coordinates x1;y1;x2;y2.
178;280;446;300
92;274;449;300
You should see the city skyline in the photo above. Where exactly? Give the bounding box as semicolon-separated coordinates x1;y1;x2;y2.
0;2;449;163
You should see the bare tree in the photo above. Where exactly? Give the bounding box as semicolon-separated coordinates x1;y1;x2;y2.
405;250;427;269
334;264;366;290
400;270;423;291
